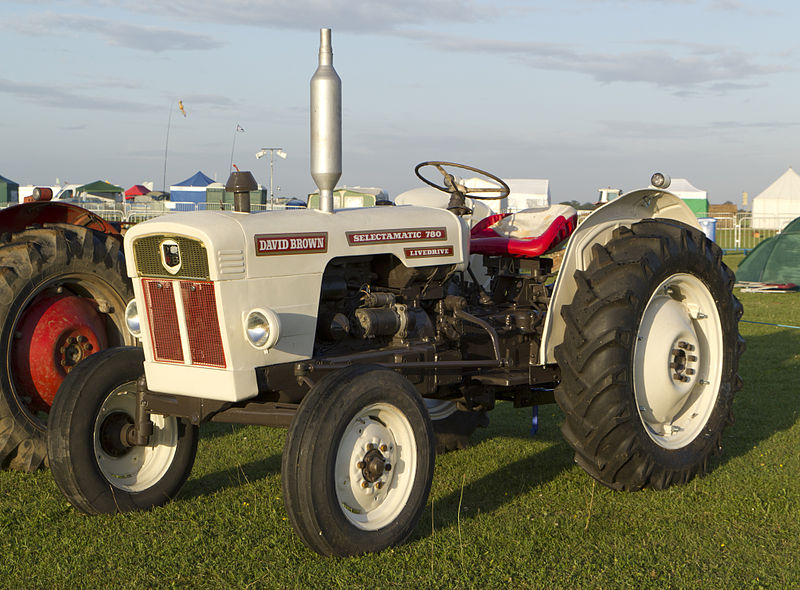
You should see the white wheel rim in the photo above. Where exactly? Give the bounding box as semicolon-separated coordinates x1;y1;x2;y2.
334;402;417;531
424;399;458;421
633;273;723;449
93;383;179;492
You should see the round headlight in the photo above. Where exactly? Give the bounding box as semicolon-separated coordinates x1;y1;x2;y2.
245;311;270;347
125;299;141;338
244;308;280;349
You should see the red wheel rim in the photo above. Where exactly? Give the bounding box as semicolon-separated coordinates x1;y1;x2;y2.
11;294;108;413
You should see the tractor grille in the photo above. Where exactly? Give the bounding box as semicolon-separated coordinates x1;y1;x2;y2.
133;235;210;280
180;280;226;368
142;278;226;368
143;279;184;363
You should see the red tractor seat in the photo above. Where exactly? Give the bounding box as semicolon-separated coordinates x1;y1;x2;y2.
469;204;578;258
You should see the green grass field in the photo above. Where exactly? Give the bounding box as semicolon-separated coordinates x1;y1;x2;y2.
1;255;798;588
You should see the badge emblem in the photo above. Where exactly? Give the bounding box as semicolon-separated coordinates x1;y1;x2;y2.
160;239;182;274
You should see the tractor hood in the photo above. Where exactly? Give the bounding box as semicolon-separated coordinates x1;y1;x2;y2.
124;205;470;281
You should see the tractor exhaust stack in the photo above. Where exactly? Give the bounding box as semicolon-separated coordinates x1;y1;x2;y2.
310;28;342;213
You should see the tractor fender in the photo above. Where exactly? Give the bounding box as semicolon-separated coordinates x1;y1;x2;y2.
539;188;700;364
0;201;121;238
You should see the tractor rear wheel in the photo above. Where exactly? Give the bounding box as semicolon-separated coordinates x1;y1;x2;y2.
0;224;132;471
554;219;744;491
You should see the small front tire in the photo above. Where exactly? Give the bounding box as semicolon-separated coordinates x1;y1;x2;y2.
47;347;198;514
282;365;435;556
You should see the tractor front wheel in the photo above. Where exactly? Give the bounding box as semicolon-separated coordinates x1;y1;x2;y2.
282;365;435;556
47;347;198;514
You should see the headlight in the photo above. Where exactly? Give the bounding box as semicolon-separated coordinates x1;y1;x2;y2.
125;299;141;338
244;308;280;349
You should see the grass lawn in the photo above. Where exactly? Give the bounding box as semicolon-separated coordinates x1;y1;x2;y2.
1;255;798;588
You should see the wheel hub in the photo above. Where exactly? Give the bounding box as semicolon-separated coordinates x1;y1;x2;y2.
98;411;134;457
359;445;391;483
670;340;698;385
11;293;108;413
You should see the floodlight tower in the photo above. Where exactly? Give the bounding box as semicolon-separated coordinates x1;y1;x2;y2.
255;147;287;208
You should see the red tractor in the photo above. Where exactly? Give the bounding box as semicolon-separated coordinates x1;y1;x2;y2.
0;199;132;470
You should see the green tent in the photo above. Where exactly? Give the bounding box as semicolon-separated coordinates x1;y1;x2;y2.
77;180;124;201
0;174;19;204
737;216;800;283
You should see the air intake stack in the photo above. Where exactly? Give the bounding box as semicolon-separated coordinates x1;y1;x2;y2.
310;28;342;214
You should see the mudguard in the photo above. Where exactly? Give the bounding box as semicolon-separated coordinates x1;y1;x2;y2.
539;188;700;364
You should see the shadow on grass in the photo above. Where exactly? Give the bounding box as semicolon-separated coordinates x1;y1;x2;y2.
718;329;800;462
180;453;283;499
416;442;573;540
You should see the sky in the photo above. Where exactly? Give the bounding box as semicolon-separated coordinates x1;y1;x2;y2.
1;0;798;206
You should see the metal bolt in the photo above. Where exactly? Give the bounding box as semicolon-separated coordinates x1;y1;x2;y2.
366;443;375;451
361;481;369;488
77;335;87;343
83;343;93;351
379;444;388;452
687;355;697;362
685;368;695;375
697;312;707;319
677;341;688;349
357;461;365;469
375;481;384;490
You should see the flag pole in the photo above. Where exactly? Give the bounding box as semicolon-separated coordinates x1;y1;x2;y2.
229;123;244;173
162;101;173;192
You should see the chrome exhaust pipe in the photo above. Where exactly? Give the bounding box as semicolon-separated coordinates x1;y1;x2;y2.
310;28;341;213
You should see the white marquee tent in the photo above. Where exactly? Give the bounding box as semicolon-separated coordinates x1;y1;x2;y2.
751;167;800;230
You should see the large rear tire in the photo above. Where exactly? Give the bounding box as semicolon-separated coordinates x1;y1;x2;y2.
554;219;744;491
47;347;198;514
0;224;132;471
282;365;435;556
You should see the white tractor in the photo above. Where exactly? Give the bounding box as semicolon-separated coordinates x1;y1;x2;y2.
46;30;743;557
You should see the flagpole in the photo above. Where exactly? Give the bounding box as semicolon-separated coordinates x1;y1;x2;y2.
229;123;243;173
162;101;173;191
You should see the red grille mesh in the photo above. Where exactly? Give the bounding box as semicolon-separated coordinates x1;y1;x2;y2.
180;281;226;368
144;279;184;363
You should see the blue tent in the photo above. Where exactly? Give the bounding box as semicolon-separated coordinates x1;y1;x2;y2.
169;171;214;206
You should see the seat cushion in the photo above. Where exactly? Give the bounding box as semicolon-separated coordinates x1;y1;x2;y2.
469;204;578;257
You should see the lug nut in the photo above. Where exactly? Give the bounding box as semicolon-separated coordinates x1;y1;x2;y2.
687;355;697;362
375;481;384;490
380;444;388;452
83;343;93;351
361;481;369;488
357;461;365;469
685;368;695;375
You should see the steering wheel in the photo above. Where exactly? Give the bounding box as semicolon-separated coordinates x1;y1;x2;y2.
414;161;510;201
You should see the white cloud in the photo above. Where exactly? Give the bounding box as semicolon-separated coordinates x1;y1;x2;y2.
18;13;224;52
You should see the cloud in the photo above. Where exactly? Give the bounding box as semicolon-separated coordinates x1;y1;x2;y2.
404;32;789;91
19;13;224;52
111;0;492;32
0;78;151;112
